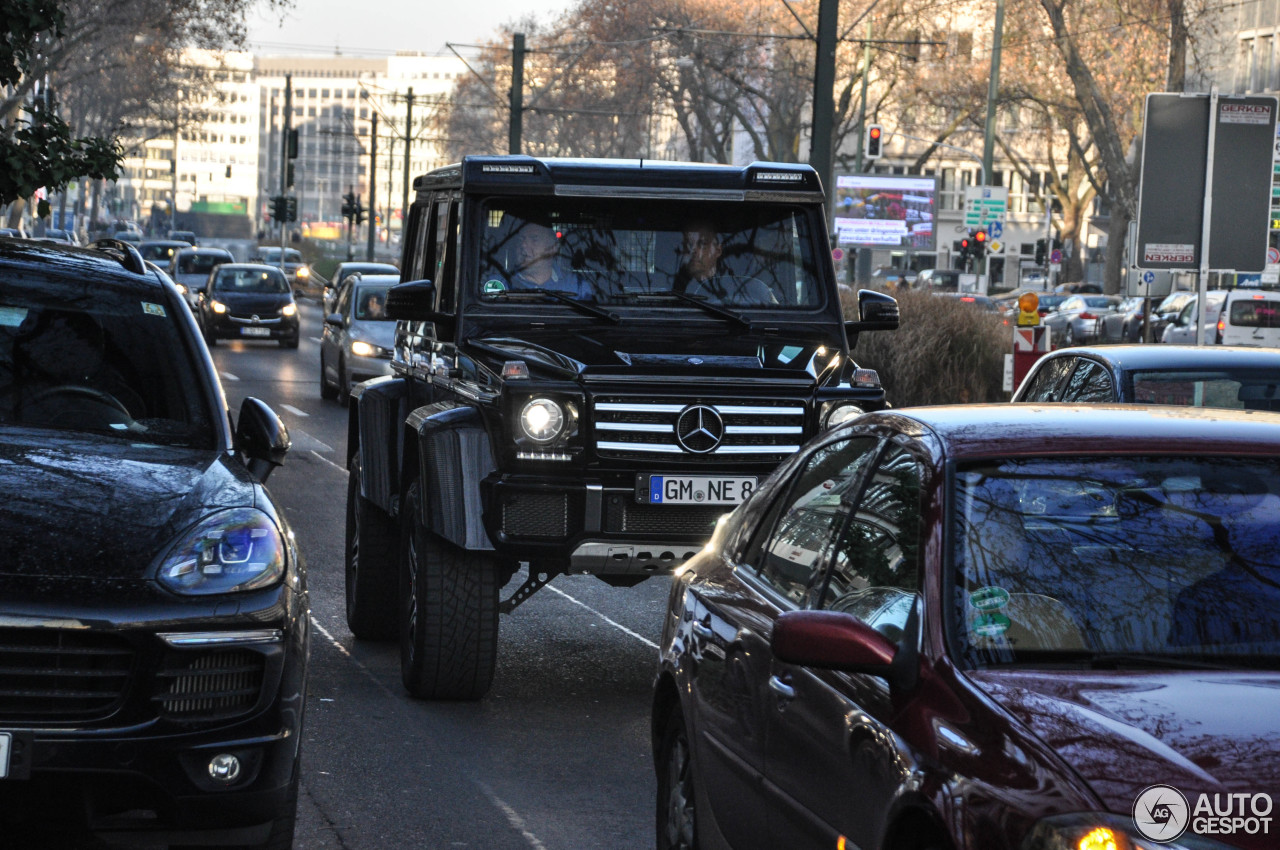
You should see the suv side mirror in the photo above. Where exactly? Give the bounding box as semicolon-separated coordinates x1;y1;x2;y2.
845;289;900;335
235;397;290;483
386;279;438;320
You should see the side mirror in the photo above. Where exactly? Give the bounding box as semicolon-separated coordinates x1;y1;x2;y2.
325;312;344;327
386;278;438;320
773;598;921;692
844;289;900;337
235;397;290;483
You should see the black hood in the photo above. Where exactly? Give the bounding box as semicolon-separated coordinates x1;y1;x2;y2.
211;291;293;313
468;325;844;382
0;430;257;582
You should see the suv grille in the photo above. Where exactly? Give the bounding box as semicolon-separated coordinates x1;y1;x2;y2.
155;650;265;721
0;628;134;722
592;396;805;462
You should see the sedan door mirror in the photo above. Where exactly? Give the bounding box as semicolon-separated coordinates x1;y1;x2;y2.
325;312;344;327
773;600;921;692
235;397;290;483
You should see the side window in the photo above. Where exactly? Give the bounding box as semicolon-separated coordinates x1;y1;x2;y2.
816;442;923;641
335;282;353;317
402;198;435;281
748;437;881;607
1019;356;1075;402
1060;359;1114;402
434;199;458;314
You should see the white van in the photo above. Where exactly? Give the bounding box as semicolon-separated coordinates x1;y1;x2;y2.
1218;289;1280;348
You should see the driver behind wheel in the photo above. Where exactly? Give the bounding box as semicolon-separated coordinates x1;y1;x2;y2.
8;309;145;427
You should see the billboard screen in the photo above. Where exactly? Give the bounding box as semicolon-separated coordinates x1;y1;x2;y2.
833;174;937;251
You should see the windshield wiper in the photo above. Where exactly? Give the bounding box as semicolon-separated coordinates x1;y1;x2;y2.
494;289;620;323
634;290;753;330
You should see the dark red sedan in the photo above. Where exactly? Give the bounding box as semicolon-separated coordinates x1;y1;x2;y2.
653;404;1280;850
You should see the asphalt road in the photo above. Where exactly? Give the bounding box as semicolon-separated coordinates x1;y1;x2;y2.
210;296;666;850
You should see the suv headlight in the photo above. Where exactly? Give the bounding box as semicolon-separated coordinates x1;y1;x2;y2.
820;400;865;430
519;397;566;444
157;508;286;595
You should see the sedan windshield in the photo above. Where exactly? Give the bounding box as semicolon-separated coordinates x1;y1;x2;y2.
477;199;825;309
953;457;1280;668
0;282;216;446
214;269;290;293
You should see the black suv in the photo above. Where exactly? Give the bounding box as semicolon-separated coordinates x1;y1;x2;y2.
0;239;305;846
345;156;899;700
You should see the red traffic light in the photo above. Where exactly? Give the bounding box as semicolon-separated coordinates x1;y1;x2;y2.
869;127;881;141
960;238;970;250
974;230;987;243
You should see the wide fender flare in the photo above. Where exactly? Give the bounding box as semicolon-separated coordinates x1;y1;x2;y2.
348;375;419;515
406;401;497;552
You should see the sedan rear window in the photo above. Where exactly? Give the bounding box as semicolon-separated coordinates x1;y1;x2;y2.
952;457;1280;668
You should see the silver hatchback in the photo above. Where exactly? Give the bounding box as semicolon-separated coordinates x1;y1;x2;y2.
320;274;397;404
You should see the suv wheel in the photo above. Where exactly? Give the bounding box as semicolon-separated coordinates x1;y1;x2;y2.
344;455;398;640
399;480;499;700
657;703;697;850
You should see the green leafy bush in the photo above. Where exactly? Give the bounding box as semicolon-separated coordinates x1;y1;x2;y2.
849;288;1011;407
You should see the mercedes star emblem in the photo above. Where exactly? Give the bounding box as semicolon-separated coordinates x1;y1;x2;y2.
675;404;725;453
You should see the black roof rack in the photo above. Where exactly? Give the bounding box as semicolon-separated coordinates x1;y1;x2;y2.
88;238;147;276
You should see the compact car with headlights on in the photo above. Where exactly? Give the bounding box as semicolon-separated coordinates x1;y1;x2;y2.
320;273;397;404
198;263;300;348
653;403;1280;850
0;238;307;848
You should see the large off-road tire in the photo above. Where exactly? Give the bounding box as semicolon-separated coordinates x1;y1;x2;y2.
656;703;698;850
344;454;398;641
319;352;337;400
399;480;499;700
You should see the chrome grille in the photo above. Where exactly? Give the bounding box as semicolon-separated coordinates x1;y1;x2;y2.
593;396;805;461
0;628;134;722
155;650;264;720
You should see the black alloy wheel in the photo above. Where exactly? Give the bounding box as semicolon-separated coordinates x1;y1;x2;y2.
656;704;698;850
320;351;337;400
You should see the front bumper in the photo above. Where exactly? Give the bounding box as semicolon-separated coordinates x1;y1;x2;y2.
209;313;300;341
484;474;746;575
0;587;308;841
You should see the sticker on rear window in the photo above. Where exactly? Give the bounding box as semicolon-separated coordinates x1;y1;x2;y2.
970;612;1011;637
969;586;1011;611
0;306;28;327
483;279;507;294
141;302;167;317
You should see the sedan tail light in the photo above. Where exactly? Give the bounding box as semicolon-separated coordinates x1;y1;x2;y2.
1079;311;1098;320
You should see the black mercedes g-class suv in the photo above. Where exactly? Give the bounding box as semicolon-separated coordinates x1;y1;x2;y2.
345;155;899;700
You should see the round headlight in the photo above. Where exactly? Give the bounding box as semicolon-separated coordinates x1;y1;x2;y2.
824;402;865;430
519;398;565;444
157;508;286;595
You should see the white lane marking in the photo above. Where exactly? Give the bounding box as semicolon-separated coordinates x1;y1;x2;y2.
544;584;659;649
474;782;549;850
311;450;347;473
310;614;547;847
281;404;309;417
221;371;240;382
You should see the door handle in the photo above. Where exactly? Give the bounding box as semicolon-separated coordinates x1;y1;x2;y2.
768;675;795;700
691;622;714;640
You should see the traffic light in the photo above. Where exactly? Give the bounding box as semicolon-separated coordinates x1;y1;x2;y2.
270;195;287;222
865;124;883;160
971;228;988;260
1034;238;1047;266
286;162;295;188
285;196;297;223
287;129;298;160
354;198;365;226
958;237;971;267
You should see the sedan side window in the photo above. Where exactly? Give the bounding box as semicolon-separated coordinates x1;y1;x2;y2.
748;437;881;607
1059;360;1114;402
815;442;923;641
1020;356;1076;402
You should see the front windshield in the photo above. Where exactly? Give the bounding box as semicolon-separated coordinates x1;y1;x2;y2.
214;268;290;293
0;282;216;447
953;457;1280;668
353;284;391;321
1128;369;1280;410
178;253;227;275
477;199;824;309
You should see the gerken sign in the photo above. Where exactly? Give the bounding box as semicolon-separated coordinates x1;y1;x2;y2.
1135;92;1278;272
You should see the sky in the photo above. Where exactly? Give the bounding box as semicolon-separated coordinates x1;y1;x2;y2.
245;0;571;57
